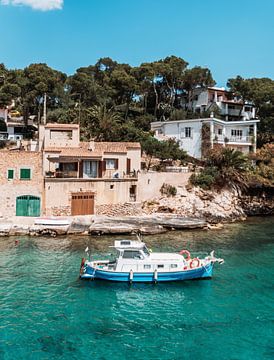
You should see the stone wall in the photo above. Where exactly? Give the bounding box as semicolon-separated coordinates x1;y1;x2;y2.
0;150;43;218
45;178;139;216
96;202;144;216
138;171;191;202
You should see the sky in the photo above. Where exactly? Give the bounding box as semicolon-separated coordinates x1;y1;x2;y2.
0;0;273;86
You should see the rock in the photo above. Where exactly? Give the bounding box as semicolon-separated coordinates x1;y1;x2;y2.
68;216;94;234
9;224;30;236
139;225;167;235
0;224;12;236
207;223;224;230
89;223;139;235
29;225;69;237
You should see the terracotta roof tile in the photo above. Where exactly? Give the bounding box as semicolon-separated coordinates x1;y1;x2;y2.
44;141;141;157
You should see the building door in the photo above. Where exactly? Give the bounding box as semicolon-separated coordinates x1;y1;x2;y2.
129;185;137;202
16;195;41;217
71;192;95;216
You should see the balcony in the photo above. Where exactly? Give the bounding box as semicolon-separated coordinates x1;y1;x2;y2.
46;170;79;178
45;170;139;180
214;135;253;144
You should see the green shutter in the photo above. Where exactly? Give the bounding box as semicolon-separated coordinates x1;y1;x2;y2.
8;169;14;179
20;168;31;180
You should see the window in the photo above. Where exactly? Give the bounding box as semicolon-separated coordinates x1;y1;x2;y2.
218;128;223;135
83;161;98;178
121;241;131;245
228;105;236;110
231;129;243;138
157;264;164;269
244;106;252;112
170;264;178;269
185;127;192;138
20;168;31;180
143;247;150;256
7;169;14;180
106;159;118;170
110;184;114;190
144;265;151;269
123;251;143;259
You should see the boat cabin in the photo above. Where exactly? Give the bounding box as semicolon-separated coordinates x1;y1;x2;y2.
113;240;150;260
92;240;186;273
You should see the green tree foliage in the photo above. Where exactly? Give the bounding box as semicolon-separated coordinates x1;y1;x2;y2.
182;66;215;107
190;148;249;190
0;63;21;107
1;57;273;159
84;104;122;141
249;144;274;187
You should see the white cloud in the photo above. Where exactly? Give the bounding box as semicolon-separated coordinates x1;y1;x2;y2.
1;0;63;11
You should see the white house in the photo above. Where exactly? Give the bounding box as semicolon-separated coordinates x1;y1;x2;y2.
151;116;259;159
182;87;256;121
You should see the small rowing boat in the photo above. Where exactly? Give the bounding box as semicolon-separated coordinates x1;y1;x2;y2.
34;217;71;226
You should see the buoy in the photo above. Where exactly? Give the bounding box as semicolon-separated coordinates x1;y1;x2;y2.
179;249;191;261
15;240;19;246
190;258;200;269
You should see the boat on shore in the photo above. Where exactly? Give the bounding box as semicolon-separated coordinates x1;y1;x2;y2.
34;217;71;226
79;239;224;283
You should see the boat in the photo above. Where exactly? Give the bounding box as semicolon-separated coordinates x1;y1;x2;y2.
79;239;224;283
34;217;71;226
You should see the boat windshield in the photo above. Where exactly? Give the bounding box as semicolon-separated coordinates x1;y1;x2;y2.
143;246;150;256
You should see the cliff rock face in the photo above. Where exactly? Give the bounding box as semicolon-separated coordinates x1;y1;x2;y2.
240;195;274;216
142;188;244;223
142;186;274;223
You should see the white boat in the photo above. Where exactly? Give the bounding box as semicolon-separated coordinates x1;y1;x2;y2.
79;239;224;283
34;217;71;226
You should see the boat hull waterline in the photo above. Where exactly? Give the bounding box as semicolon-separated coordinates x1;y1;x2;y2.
79;239;224;283
80;262;214;282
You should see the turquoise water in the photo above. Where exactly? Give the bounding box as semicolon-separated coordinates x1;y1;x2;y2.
0;218;273;360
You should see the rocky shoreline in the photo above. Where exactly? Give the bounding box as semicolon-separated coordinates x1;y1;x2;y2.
0;187;272;238
0;214;207;237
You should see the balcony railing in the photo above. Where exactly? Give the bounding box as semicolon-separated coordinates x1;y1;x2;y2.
45;170;139;179
214;135;253;144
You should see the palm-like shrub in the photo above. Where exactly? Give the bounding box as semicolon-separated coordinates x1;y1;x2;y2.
86;104;121;141
190;148;249;191
206;148;249;190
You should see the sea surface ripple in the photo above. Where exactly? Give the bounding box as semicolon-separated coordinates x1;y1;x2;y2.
0;217;273;360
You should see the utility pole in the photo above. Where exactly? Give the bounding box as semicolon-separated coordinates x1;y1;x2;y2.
43;93;47;124
78;94;81;125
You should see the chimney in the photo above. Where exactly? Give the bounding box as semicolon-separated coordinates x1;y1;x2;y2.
89;140;95;151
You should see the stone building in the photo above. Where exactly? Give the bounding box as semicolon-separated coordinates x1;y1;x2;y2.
41;123;141;216
0;150;43;217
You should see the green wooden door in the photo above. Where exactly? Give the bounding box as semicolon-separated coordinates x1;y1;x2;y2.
16;196;40;217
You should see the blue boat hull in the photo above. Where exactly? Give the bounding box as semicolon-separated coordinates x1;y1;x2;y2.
80;262;214;282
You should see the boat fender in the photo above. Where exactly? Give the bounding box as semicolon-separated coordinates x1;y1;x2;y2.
154;269;158;283
190;258;200;269
179;250;191;261
79;258;86;275
81;258;86;268
129;269;134;283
